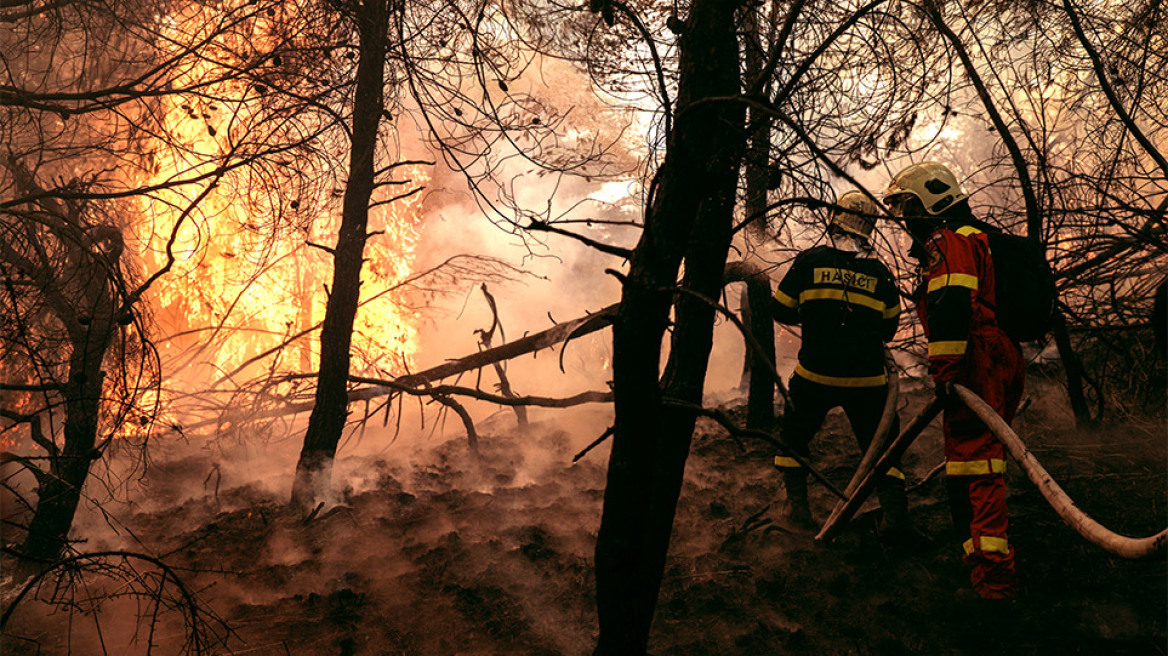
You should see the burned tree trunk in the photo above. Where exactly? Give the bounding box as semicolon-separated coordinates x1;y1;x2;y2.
20;334;110;563
2;159;123;567
1051;311;1093;425
593;0;746;652
291;0;390;510
733;169;777;431
736;5;777;431
17;279;117;567
740;2;775;250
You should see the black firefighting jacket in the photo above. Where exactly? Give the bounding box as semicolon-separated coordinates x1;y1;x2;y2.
771;246;901;387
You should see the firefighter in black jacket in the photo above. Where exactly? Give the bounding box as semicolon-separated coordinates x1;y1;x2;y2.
772;191;908;533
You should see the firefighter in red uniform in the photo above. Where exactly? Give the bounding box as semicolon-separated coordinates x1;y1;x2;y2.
772;191;910;537
885;162;1024;600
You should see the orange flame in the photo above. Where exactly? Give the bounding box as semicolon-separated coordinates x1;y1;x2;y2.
130;2;425;408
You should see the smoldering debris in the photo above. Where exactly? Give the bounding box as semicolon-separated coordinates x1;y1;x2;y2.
4;383;1165;654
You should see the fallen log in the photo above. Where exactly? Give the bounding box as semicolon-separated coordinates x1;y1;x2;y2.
377;303;619;394
954;384;1168;560
183;305;619;430
197;259;784;433
350;377;612;408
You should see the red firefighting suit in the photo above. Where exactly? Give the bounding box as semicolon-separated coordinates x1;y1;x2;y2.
916;225;1025;599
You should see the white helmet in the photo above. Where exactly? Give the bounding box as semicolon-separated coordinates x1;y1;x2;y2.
884;161;969;216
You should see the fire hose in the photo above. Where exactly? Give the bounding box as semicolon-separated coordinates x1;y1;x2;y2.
952;384;1168;560
815;398;941;542
817;385;1168;560
838;351;899;501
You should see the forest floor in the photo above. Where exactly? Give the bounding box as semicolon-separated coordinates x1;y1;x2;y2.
3;379;1166;655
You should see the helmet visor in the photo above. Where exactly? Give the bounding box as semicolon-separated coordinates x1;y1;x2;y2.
885;193;925;219
885;194;910;217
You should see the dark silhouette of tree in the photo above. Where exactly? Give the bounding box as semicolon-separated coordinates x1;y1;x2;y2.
290;0;407;510
6;0;1161;648
288;0;645;508
590;0;746;651
1;158;147;565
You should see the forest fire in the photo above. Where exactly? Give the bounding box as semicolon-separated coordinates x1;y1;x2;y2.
135;147;426;380
133;2;427;389
2;0;1165;653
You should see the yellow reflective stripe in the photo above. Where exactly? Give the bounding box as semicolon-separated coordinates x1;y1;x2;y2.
883;303;901;319
774;456;802;468
963;536;1009;555
955;226;984;236
794;364;887;387
980;536;1009;554
774;288;798;308
946;459;1007;476
927;273;980;293
928;340;968;357
885;467;906;481
800;288;885;313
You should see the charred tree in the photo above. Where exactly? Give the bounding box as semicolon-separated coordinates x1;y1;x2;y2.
1051;311;1094;425
1;0;344;569
18;332;109;564
291;0;392;510
593;0;747;652
736;6;777;431
1;161;127;567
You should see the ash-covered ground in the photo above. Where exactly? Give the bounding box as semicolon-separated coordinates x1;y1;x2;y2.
3;381;1165;655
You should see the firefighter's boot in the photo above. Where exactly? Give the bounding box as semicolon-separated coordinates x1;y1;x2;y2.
878;476;925;546
781;469;816;531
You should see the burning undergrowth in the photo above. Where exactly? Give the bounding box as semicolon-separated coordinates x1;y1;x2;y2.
3;383;1165;654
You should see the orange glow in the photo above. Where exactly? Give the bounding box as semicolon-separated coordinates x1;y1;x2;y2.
130;2;425;403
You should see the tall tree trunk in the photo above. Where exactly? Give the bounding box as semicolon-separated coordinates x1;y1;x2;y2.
594;0;746;652
291;0;389;510
4;159;122;570
21;326;111;564
737;2;776;431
